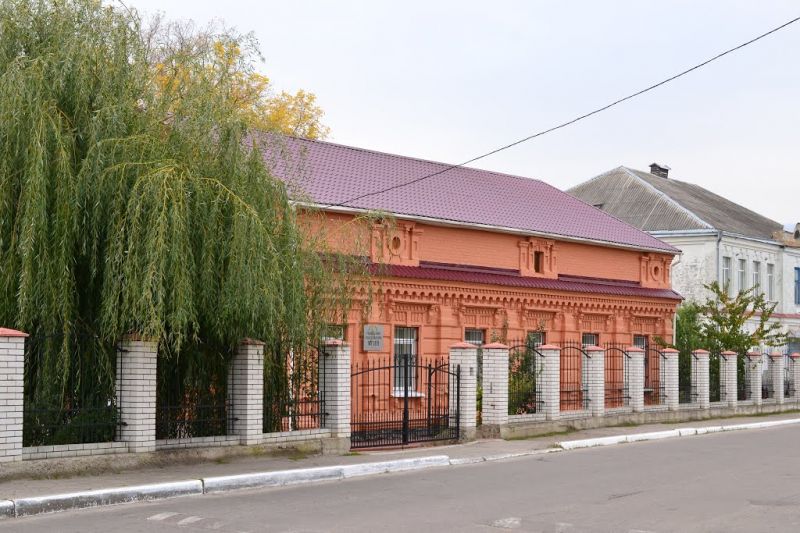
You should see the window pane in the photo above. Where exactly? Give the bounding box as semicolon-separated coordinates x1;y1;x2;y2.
722;257;732;294
465;329;485;346
738;259;746;293
526;331;545;347
394;326;417;390
767;264;774;301
633;335;649;349
581;333;598;347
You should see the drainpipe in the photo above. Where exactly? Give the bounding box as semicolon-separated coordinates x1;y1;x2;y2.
715;230;723;289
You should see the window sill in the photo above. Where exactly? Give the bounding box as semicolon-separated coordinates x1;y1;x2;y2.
391;389;425;398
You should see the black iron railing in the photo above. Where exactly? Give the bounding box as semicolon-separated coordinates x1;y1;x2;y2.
264;345;325;433
156;402;230;440
557;341;590;411
507;342;542;415
23;405;121;447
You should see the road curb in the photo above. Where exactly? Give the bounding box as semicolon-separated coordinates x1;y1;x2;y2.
5;417;800;519
11;480;203;518
557;417;800;450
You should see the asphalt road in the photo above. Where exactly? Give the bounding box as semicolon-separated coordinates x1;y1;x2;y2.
6;425;800;532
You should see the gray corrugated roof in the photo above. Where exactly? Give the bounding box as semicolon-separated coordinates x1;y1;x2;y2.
567;167;783;240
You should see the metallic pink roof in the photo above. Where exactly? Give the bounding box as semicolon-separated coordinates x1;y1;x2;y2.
373;261;682;300
261;136;678;253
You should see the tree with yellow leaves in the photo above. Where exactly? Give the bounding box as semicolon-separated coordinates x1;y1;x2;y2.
148;18;329;139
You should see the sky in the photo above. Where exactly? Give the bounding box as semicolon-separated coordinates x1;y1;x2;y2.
126;0;800;225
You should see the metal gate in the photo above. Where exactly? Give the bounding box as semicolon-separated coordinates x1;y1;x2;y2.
350;354;460;449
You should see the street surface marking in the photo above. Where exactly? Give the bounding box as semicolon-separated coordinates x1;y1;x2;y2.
490;516;522;529
177;515;205;525
148;512;180;521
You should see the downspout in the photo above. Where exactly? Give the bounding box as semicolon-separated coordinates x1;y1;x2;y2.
715;230;723;289
671;253;682;346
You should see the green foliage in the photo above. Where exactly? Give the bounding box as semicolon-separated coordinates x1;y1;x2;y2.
0;0;360;408
508;344;540;415
699;281;787;353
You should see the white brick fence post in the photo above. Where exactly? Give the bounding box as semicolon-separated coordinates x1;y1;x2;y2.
626;347;645;412
792;353;800;401
720;351;738;408
481;343;509;428
585;346;605;417
116;335;158;453
661;348;680;410
693;350;710;409
228;339;264;445
539;345;561;421
0;328;26;462
449;343;478;439
770;351;784;404
747;352;762;406
320;340;351;444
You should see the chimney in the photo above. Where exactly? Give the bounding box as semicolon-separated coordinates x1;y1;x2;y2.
794;222;800;240
649;162;670;178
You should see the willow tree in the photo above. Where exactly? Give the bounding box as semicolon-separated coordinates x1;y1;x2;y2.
0;0;353;411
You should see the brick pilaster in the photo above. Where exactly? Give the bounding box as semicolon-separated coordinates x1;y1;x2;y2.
585;346;605;417
539;345;561;420
481;343;509;428
116;335;158;453
228;339;264;444
746;352;762;406
692;350;710;409
320;340;350;440
449;343;478;439
661;348;680;410
720;351;738;408
769;351;784;404
626;347;645;412
0;328;27;462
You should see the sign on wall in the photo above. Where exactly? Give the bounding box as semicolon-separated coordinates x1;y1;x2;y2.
363;324;384;352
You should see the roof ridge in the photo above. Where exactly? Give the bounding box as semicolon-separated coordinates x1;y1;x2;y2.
561;169;680;252
620;166;714;230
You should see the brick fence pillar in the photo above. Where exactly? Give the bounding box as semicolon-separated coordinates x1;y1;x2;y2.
539;345;561;421
720;351;738;408
746;352;762;406
0;328;26;462
228;339;264;445
320;340;351;443
585;346;605;417
662;348;680;410
116;335;158;453
792;353;800;401
693;350;710;409
626;347;645;412
481;343;509;428
769;351;785;404
449;343;478;439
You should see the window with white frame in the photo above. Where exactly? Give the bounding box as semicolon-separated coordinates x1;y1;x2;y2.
394;326;418;390
581;333;599;348
752;261;761;294
526;331;546;347
767;263;775;301
722;256;732;294
633;335;649;349
737;259;747;293
795;268;800;305
464;328;485;347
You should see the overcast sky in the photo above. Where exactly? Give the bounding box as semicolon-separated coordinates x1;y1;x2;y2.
127;1;800;225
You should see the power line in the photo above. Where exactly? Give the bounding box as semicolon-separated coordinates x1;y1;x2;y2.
331;15;800;208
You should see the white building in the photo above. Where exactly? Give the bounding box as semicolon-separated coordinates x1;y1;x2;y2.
567;163;800;353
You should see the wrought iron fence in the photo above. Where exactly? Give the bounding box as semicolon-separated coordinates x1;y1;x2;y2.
23;332;118;447
507;341;542;415
785;354;796;399
737;353;751;401
264;345;325;433
644;348;666;406
156;342;230;440
557;341;589;411
23;405;121;447
603;344;630;408
762;355;776;400
709;352;721;402
678;351;697;404
350;355;458;448
156;402;230;440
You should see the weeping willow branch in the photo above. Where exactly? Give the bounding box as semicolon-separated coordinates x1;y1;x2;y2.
0;0;365;406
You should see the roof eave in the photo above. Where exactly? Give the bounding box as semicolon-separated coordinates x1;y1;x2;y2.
295;201;680;255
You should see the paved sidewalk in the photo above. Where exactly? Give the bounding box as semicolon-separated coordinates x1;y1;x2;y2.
2;411;798;501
